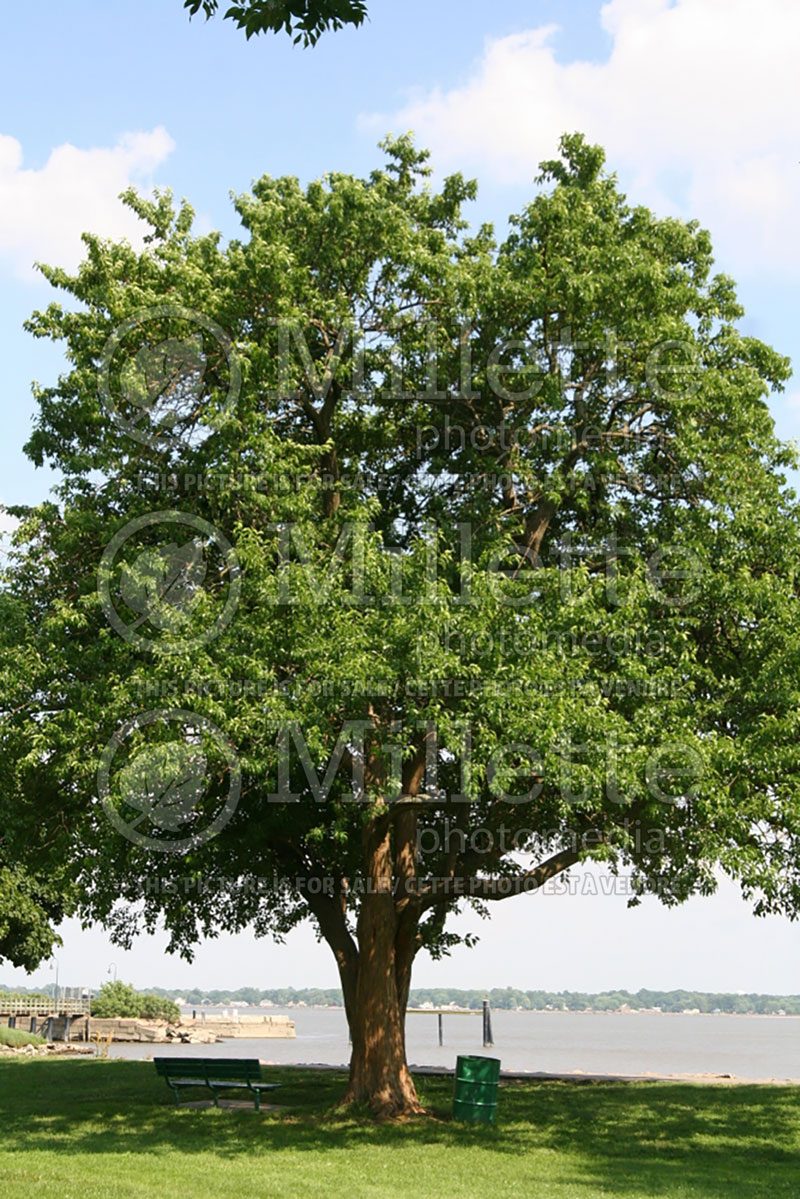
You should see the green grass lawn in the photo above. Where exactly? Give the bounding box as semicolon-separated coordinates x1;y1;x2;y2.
0;1057;797;1198
0;1027;44;1048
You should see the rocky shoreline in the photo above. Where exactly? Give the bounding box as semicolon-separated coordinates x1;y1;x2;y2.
0;1041;94;1057
1;1014;298;1044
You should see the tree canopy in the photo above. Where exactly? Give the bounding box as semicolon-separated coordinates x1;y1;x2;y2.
2;132;799;1114
184;0;368;45
90;980;180;1022
0;865;69;972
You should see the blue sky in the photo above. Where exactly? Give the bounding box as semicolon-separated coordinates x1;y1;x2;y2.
2;0;800;995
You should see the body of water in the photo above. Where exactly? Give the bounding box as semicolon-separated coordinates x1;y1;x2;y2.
107;1007;800;1079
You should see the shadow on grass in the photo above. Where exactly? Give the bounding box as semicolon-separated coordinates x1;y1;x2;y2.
0;1059;798;1197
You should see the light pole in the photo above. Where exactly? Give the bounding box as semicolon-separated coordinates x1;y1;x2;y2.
49;957;60;1011
107;963;117;984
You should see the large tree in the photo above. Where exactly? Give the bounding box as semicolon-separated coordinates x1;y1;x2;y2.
2;134;800;1115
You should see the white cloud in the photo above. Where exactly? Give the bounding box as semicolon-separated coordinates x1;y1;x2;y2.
366;0;800;277
0;127;175;280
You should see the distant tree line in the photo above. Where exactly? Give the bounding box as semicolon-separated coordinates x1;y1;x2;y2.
130;985;800;1015
3;982;798;1015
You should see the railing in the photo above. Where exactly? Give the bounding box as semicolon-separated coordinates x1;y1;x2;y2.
0;997;91;1016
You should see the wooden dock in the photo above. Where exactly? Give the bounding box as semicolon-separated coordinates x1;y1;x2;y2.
0;997;91;1041
0;997;91;1017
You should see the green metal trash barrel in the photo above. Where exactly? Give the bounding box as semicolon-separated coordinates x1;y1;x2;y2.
452;1054;501;1123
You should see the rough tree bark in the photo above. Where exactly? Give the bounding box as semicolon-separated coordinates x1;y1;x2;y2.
340;817;424;1117
303;741;429;1118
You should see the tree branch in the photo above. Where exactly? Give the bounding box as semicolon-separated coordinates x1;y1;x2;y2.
419;847;580;905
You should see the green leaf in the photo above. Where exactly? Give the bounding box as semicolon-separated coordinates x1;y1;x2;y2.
118;743;208;832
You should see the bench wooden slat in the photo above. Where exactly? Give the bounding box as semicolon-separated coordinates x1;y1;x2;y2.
153;1058;281;1109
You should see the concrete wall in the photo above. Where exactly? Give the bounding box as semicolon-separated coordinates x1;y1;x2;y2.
0;1014;296;1043
181;1017;296;1039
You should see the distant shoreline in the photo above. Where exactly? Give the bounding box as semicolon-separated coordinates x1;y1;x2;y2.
180;1004;800;1019
5;982;798;1019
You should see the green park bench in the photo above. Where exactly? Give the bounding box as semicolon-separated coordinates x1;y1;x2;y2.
154;1057;282;1109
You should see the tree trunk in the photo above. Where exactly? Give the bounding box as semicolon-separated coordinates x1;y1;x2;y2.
342;890;422;1117
340;821;424;1118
